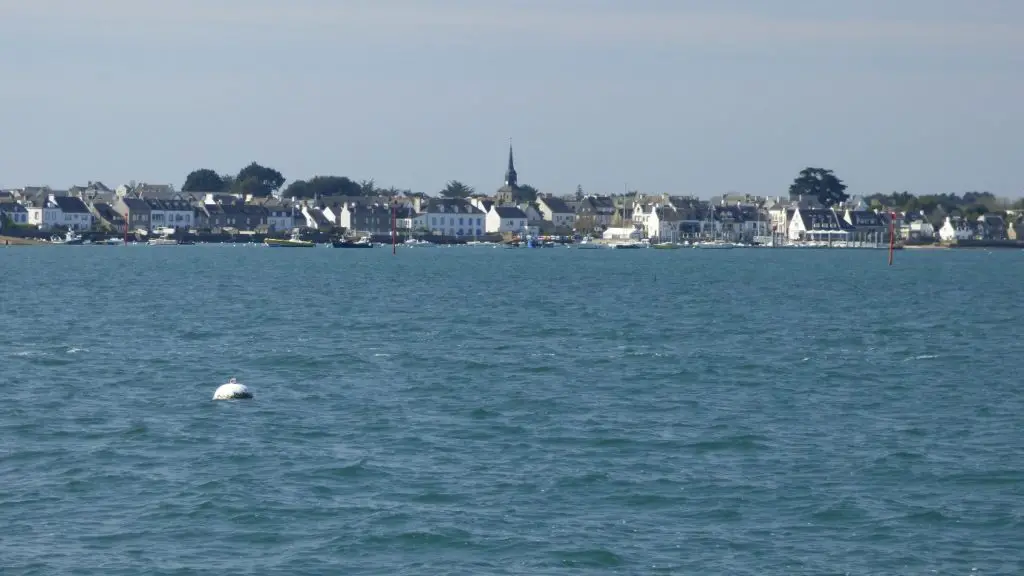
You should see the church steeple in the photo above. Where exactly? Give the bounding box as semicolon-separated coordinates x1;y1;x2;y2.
504;140;518;188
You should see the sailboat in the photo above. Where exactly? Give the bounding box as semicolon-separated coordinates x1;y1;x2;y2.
693;209;734;249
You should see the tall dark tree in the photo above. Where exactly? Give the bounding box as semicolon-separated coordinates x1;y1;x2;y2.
440;180;474;199
182;168;228;192
233;176;266;198
517;184;539;202
283;176;362;198
788;167;849;207
575;184;584;200
359;179;377;196
234;162;285;197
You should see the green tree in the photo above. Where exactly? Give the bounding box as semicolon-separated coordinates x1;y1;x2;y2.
359;179;377;196
182;168;229;192
283;176;361;198
517;184;539;202
440;180;474;199
233;176;266;197
282;180;308;198
234;162;285;197
788;167;849;207
575;184;584;200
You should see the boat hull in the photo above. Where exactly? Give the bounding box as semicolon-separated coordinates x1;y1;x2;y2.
265;239;315;247
331;241;373;248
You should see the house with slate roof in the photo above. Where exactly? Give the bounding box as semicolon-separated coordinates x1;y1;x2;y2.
788;208;854;242
485;205;528;234
89;202;126;233
21;192;62;229
52;196;93;230
0;201;29;226
537;196;575;231
114;197;152;231
145;198;194;230
976;214;1006;240
645;205;682;242
842;209;889;243
575;195;616;232
410;198;485;237
339;203;391;235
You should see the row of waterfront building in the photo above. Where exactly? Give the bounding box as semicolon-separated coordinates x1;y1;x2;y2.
1;183;1019;245
1;144;1020;244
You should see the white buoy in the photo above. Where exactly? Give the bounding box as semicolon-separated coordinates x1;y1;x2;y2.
213;377;253;400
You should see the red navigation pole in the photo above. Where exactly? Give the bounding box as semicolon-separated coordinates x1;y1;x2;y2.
888;211;896;266
391;200;397;255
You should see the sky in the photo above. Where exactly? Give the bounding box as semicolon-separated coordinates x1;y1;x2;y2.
0;0;1021;198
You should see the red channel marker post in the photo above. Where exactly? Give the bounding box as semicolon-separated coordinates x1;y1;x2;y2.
888;211;896;266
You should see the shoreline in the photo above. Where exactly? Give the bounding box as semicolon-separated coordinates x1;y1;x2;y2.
0;235;46;246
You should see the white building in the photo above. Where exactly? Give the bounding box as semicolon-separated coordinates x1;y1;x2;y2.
411;198;485;237
645;205;681;242
486;205;528;234
146;199;193;229
788;208;852;242
602;226;642;240
938;216;972;242
53;196;94;230
265;204;296;232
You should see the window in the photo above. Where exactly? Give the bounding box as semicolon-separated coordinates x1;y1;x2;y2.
459;218;463;225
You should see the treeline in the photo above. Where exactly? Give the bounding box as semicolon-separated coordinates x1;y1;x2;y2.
182;164;541;200
182;163;413;199
865;191;1022;223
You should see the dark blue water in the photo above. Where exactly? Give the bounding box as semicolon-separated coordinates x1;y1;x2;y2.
2;245;1022;575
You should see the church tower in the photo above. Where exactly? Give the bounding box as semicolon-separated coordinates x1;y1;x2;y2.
504;143;518;188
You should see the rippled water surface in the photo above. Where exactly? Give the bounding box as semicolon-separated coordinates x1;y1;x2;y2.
2;245;1022;575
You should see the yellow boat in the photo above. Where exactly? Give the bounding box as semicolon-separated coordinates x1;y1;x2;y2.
265;231;315;247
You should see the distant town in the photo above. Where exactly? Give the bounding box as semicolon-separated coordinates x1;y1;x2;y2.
1;147;1022;248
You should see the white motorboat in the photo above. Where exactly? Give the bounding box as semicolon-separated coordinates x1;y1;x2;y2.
49;230;85;245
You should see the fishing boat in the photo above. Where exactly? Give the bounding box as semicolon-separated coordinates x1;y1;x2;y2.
332;235;374;248
265;230;315;248
50;229;85;245
575;236;602;249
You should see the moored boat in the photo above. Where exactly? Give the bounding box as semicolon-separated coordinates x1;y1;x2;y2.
50;230;85;245
265;230;315;247
332;235;374;248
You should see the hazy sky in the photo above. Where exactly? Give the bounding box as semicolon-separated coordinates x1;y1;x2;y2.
1;0;1020;198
